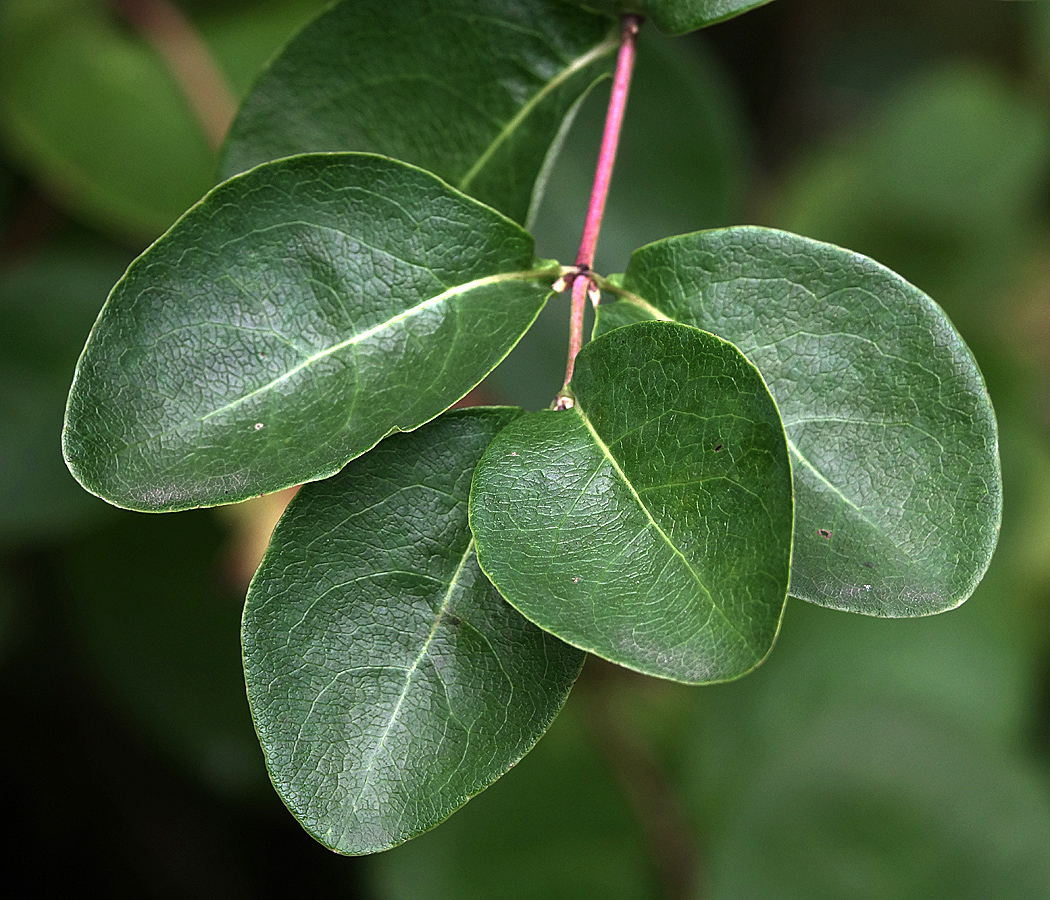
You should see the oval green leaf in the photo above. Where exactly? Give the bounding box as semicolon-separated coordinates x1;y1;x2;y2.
595;227;1001;616
470;321;793;683
220;0;618;226
63;153;558;512
575;0;775;35
242;407;585;855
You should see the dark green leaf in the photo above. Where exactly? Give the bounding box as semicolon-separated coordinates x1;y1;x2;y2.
242;408;584;855
220;0;617;225
470;321;793;683
63;153;558;512
575;0;775;35
595;227;1001;616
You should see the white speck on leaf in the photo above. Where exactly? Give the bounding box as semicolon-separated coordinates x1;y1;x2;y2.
254;423;264;431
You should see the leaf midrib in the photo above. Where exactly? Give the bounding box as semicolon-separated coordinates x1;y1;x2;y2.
571;405;760;659
785;436;918;569
348;538;476;819
612;294;919;570
116;267;553;453
457;30;618;191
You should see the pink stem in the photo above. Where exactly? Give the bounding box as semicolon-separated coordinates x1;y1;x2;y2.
559;14;642;398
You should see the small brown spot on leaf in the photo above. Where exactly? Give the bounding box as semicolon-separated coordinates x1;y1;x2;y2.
714;444;723;452
818;528;833;539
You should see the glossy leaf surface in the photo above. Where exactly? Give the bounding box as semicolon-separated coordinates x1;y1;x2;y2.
63;154;557;512
576;0;775;35
471;321;793;683
220;0;617;226
595;227;1001;616
242;408;584;855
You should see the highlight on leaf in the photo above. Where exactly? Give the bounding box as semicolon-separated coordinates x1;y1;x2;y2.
62;153;558;512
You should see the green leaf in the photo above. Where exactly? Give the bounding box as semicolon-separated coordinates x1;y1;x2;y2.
242;408;584;855
220;0;617;226
574;0;775;35
772;64;1050;331
0;0;213;236
470;321;793;684
594;227;1001;616
63;153;558;512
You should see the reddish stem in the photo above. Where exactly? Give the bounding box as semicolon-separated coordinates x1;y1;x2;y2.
558;14;642;402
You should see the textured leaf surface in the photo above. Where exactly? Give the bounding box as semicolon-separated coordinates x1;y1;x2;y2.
471;321;793;683
63;154;556;512
595;227;1001;616
576;0;775;35
220;0;617;225
242;408;584;855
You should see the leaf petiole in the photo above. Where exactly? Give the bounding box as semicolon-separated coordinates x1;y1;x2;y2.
560;13;643;395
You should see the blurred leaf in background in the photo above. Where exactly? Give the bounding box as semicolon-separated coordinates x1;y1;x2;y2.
0;0;327;239
63;507;263;799
772;63;1050;335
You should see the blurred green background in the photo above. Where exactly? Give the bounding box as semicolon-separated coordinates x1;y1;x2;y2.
2;0;1050;896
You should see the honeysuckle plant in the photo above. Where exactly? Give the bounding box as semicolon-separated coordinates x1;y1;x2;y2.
61;0;1001;856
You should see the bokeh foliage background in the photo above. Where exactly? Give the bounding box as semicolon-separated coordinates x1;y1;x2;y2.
2;0;1049;896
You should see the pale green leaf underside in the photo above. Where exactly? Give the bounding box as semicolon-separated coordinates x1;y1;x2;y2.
220;0;617;225
595;226;1001;616
576;0;775;35
242;408;584;855
63;153;556;512
471;321;793;684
